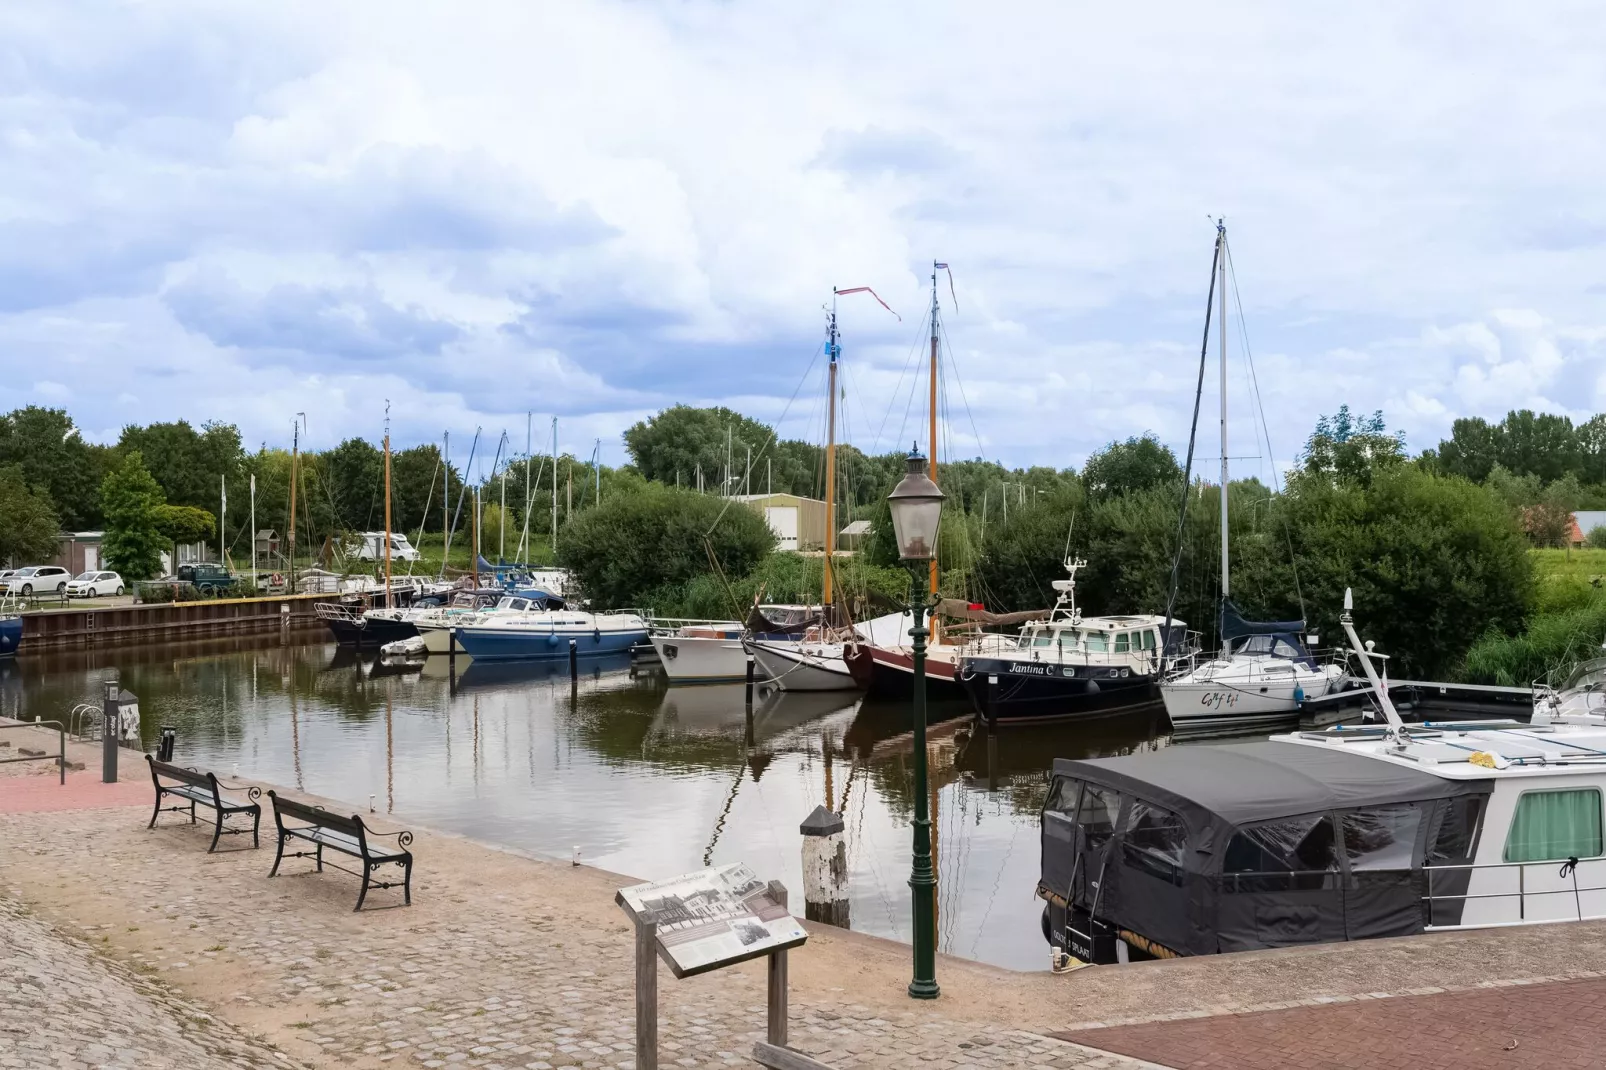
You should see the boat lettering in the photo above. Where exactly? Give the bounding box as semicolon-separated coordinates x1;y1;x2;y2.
1010;663;1061;676
1199;691;1239;709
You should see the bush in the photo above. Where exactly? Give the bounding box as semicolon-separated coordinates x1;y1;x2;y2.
557;483;775;609
1463;598;1606;686
1588;526;1606;550
648;554;913;620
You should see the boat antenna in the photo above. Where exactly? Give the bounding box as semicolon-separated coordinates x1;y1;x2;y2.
1161;225;1222;651
1338;588;1406;741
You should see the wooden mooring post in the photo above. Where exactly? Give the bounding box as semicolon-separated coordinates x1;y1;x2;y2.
634;910;658;1070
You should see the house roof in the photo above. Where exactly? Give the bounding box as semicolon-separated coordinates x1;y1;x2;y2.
839;520;873;536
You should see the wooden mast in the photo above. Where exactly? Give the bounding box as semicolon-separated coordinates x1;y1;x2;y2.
383;401;393;608
823;291;840;608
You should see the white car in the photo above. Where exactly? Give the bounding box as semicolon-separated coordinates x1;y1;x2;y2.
66;571;125;598
6;565;71;596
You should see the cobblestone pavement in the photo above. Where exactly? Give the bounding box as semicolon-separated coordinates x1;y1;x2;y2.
0;896;297;1070
1061;974;1606;1069
0;804;1138;1070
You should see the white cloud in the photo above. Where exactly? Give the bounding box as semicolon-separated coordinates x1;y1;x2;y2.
5;1;1606;470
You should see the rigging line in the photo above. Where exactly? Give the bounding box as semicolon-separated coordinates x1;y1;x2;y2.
1225;240;1306;620
938;307;990;466
1163;231;1221;634
872;315;936;454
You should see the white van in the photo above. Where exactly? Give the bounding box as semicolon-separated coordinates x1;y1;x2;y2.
355;532;422;562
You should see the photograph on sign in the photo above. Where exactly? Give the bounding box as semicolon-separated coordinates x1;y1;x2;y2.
618;862;806;977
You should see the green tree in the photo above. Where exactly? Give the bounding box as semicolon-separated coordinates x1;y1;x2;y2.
479;503;515;560
557;483;776;609
1080;434;1181;500
1497;409;1578;483
1431;417;1501;483
0;406;111;529
1301;406;1406;486
0;464;61;565
117;420;245;519
322;437;384;531
100;451;167;580
153;504;217;564
623;405;778;489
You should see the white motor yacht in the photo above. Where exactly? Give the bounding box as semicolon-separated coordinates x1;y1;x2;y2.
1160;603;1347;730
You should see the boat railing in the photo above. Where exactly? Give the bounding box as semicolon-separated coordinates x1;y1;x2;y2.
1424;857;1606;928
313;601;366;625
967;639;1164;674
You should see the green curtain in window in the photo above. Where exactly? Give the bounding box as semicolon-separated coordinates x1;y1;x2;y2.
1504;789;1603;863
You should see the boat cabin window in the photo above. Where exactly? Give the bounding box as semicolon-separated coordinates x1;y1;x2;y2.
1503;788;1603;863
1122;800;1187;885
1057;630;1080;652
1224;815;1338;892
1075;784;1120;850
1114;632;1130;654
1233;634;1304;659
1033;634;1054;648
1342;805;1422;871
1140;630;1157;651
508;598;529;611
1085;632;1109;653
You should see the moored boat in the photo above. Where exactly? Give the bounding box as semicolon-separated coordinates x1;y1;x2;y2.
747;636;857;692
0;611;20;658
453;608;648;661
1042;591;1606;966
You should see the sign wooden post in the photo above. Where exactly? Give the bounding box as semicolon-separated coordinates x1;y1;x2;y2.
634;909;658;1070
766;881;788;1047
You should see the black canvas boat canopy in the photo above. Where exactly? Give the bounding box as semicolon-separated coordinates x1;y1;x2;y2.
1052;741;1478;827
1219;599;1305;642
1043;742;1493;957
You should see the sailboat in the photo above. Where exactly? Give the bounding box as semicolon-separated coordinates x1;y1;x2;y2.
845;261;970;701
748;286;886;692
1158;221;1346;729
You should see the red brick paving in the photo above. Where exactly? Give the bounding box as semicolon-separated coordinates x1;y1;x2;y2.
1059;975;1606;1069
0;770;150;814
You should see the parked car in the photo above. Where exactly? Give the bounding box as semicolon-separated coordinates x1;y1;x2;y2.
176;563;236;594
66;571;125;598
6;565;71;596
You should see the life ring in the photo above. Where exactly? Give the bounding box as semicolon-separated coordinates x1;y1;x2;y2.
269;573;286;587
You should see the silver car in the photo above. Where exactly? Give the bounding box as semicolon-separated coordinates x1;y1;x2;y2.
66;571;125;598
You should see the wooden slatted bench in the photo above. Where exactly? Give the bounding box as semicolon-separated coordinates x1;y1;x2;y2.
267;791;414;911
146;755;262;852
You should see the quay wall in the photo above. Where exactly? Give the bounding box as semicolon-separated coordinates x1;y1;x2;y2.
18;593;339;651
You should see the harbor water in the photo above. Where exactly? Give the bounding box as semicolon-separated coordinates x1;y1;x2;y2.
0;635;1225;971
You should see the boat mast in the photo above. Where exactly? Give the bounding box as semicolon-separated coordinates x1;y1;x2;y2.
384;401;393;608
823;290;840;608
1216;219;1229;654
928;262;940;599
521;412;532;563
441;431;451;580
288;413;303;592
550;417;558;559
499;433;508;564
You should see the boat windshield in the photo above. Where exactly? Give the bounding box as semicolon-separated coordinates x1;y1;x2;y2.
1231;634;1306;660
1561;657;1606;693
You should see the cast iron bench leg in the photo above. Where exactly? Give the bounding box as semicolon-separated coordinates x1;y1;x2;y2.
403;860;413;906
252;807;261;849
355;865;371;912
148;789;165;830
208;807;224;853
270;832;287;877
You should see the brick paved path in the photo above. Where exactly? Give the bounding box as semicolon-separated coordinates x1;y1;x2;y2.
0;802;1136;1070
0;896;297;1070
1062;976;1606;1069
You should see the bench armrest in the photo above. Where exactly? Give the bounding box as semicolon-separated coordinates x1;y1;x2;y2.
366;826;414;847
217;782;263;803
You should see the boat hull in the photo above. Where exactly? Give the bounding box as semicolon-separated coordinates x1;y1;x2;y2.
1161;666;1346;731
651;634;749;684
454;624;648;662
960;657;1160;722
844;644;968;701
323;615;420;649
0;616;20;658
750;642;858;692
415;622;455;655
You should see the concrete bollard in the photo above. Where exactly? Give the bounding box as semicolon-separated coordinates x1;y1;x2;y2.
799;804;850;928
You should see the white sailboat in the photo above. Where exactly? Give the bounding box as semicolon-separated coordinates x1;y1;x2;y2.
1160;221;1345;729
748;285;894;692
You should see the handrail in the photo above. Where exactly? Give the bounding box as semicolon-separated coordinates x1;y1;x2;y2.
0;720;67;784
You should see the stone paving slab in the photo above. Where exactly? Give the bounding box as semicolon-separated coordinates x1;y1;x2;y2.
1060;975;1606;1069
0;895;298;1070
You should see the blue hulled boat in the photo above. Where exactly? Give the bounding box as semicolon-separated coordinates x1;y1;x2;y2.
0;614;21;658
452;609;648;661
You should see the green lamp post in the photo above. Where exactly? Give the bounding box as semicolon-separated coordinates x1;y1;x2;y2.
886;447;945;1000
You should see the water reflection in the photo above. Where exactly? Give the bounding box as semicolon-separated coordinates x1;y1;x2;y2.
13;636;1214;971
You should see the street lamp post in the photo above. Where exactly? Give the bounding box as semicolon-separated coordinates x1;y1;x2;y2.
887;447;945;1001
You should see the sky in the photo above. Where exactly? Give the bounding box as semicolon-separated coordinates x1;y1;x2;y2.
5;2;1606;483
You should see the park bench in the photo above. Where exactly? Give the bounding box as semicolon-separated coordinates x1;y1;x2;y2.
145;756;262;852
267;791;414;911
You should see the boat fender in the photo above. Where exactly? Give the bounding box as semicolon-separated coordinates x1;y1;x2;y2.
546;634;559;647
593;629;602;643
1294;685;1305;703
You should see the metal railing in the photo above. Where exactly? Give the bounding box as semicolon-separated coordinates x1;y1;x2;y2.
0;720;67;784
1424;857;1606;927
